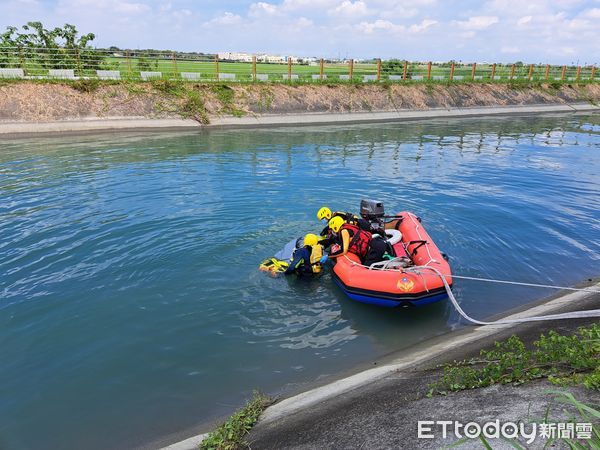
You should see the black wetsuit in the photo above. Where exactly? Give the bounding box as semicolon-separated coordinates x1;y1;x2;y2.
284;247;313;276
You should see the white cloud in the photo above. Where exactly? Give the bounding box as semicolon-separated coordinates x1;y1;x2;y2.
329;1;370;18
517;15;532;26
281;0;336;11
357;19;404;34
408;18;437;32
580;8;600;19
206;12;242;25
249;2;280;17
295;17;314;27
454;15;499;30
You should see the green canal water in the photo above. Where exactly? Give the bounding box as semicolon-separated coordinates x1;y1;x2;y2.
1;114;599;449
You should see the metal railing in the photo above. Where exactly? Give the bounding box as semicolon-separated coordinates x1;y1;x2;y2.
0;47;596;83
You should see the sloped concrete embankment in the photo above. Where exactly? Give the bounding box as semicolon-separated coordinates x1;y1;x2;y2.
0;82;599;135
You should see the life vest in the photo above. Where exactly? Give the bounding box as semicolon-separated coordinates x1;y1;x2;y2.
341;223;371;258
309;244;324;274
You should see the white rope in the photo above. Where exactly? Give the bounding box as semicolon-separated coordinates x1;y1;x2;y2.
404;265;600;326
449;274;600;294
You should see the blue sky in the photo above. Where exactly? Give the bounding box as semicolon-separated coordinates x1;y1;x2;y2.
1;0;598;63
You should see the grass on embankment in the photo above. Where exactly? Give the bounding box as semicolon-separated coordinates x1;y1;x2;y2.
426;323;600;448
200;391;272;450
427;323;600;395
1;78;599;125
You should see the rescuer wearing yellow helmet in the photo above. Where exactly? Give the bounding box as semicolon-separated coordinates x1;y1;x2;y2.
317;207;332;222
320;216;373;265
284;233;324;276
316;206;360;240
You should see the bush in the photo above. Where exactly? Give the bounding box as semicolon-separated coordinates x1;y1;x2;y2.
428;323;600;396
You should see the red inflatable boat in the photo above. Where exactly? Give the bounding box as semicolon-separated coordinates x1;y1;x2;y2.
331;212;452;307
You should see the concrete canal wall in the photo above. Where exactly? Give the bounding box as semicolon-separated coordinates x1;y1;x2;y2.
0;81;599;135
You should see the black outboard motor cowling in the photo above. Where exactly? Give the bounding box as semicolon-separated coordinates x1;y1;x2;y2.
360;199;385;220
360;199;386;235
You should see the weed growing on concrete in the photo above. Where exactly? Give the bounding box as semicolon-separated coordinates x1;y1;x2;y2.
70;78;100;93
211;84;245;117
450;391;599;449
427;324;600;396
151;79;184;96
201;391;272;450
425;82;435;96
548;81;563;90
255;86;274;112
180;89;209;124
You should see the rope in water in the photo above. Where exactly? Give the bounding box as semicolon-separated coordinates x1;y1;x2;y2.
406;265;600;326
445;274;600;294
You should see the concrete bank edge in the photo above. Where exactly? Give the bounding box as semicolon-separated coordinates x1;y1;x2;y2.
161;283;600;449
2;103;599;137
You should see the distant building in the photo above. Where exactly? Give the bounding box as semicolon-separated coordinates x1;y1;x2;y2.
218;52;319;64
217;52;253;62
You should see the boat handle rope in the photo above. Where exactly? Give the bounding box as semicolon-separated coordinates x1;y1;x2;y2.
341;255;600;325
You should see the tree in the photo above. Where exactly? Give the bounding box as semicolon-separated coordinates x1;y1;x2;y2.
0;22;100;73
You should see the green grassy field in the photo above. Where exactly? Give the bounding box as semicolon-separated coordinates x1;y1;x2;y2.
0;49;593;82
101;57;591;82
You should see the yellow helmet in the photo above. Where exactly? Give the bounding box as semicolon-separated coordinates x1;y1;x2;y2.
303;233;319;247
317;207;332;221
328;216;345;233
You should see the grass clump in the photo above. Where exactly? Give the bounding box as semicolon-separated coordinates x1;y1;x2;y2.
180;89;209;124
70;78;101;93
428;323;599;396
548;80;563;90
151;78;185;95
211;84;245;117
201;391;272;450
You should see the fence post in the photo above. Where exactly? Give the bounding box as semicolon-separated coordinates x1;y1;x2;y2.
528;63;534;81
18;46;25;73
591;66;596;82
320;58;324;81
561;65;566;81
402;60;408;80
575;65;581;81
491;63;496;81
252;55;256;81
449;62;455;81
427;61;432;80
349;58;354;80
510;64;515;80
76;48;82;77
127;51;132;77
172;52;178;78
377;58;381;82
545;64;550;80
471;62;477;80
288;57;292;81
215;54;219;80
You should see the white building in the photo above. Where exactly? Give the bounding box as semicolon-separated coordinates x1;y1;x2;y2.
217;52;253;62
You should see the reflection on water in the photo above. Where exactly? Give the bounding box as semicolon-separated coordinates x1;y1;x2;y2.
0;114;599;450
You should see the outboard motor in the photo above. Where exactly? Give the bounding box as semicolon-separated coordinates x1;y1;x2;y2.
360;199;386;235
360;199;385;221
